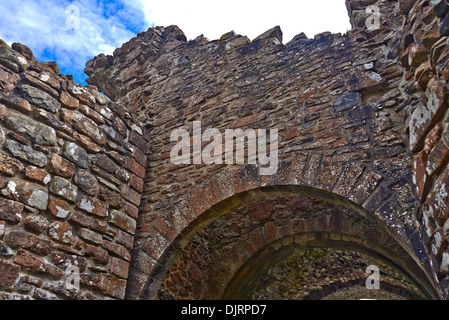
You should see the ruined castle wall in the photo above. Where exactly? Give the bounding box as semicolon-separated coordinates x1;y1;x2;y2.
393;0;449;297
0;43;148;300
85;0;438;299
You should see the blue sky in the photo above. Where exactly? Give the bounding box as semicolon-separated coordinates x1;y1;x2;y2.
0;0;351;85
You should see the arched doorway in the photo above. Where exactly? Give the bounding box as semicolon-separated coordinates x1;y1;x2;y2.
139;186;438;300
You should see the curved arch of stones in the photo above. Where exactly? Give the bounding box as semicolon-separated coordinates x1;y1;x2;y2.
126;157;439;300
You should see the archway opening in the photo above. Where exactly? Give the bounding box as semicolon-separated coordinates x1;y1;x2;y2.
145;186;438;300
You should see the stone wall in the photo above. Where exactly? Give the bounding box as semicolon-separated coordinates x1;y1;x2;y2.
85;0;445;300
0;43;149;299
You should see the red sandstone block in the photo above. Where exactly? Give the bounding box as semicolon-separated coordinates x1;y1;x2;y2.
129;175;144;193
249;200;274;223
69;211;92;227
78;228;103;245
133;148;147;167
48;197;70;219
153;218;179;242
113;118;128;137
96;154;117;174
14;249;63;279
188;186;211;217
60;91;79;109
124;156;145;179
91;219;115;237
0;198;24;224
0;260;20;287
115;230;134;250
2;178;48;211
108;256;130;280
121;184;141;207
84;243;109;264
98;274;127;299
232;113;266;128
427;140;449;177
102;240;131;262
124;202;139;219
0;95;31;114
76;195;108;217
48;154;75;178
48;221;74;244
109;210;137;235
6;230;54;256
231;167;246;194
129;130;149;154
265;221;278;243
203;179;222;206
25;166;51;185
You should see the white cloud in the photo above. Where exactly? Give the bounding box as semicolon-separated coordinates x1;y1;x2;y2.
0;0;139;83
0;0;351;84
133;0;351;42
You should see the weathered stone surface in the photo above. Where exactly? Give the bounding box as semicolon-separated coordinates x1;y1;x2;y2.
0;95;32;114
77;228;102;244
11;43;34;61
0;65;18;93
98;274;127;299
49;176;78;202
2;0;449;302
409;82;448;151
248;200;274;223
51;252;87;272
74;169;99;196
108;257;130;279
345;72;386;93
109;210;136;234
84;243;109;264
59;91;79;109
333;92;362;113
47;198;70;219
0;46;28;73
5;140;47;167
18;84;61;112
0;241;13;258
24;214;49;234
99;186;124;209
6;230;54;256
440;13;449;36
115;230;134;250
1;178;48;210
0;221;4;239
64;142;90;169
47;221;74;244
4;113;57;146
120;184;141;206
96;154;117;173
431;0;449;18
0;150;24;176
0;198;23;223
25;166;51;185
48;154;75;178
76;195;107;217
0;260;20;287
62;109;106;145
14;249;63;278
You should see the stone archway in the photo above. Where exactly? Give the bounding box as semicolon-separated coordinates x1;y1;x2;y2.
137;184;438;300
